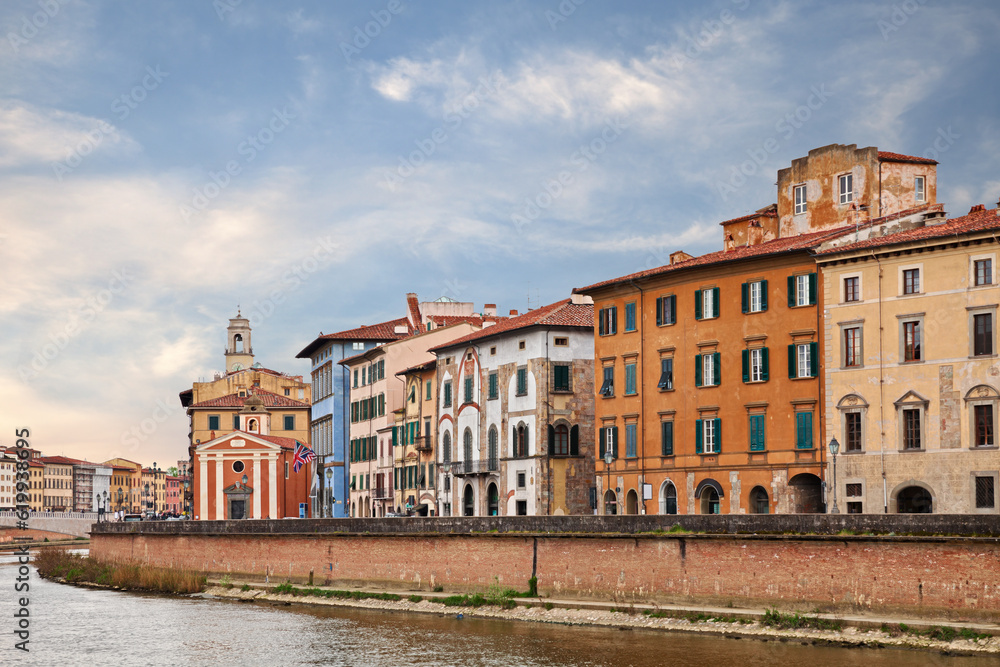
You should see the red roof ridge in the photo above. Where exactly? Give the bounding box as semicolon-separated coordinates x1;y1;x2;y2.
877;150;938;165
718;203;778;227
429;299;593;352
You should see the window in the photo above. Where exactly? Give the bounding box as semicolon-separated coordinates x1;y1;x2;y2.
845;412;862;452
788;273;817;307
426;380;432;400
788;342;818;379
599;366;614;397
973;313;994;356
488;372;498;399
513;424;528;458
208;415;219;431
624;302;636;332
902;320;921;362
283;415;294;431
598;425;618;459
749;414;765;451
795;412;813;449
742;347;769;383
490;346;496;355
656;295;676;326
903;268;920;295
464;377;474;404
844;276;860;302
552;424;569;456
518;340;526;350
624;362;637;395
554;337;568;346
742;280;767;313
352;342;364;350
625;423;637;458
903;408;922;450
794;183;806;214
975;259;993;286
443;381;452;407
696;418;720;454
661;421;674;456
657;358;673;390
975;476;996;509
442;432;451;463
516;367;528;395
838;173;853;204
598;307;617;336
488;427;499;470
695;352;721;387
695;288;720;320
844;326;862;367
914;176;925;202
353;369;358;387
974;404;995;448
516;500;527;515
553;364;571;392
846;483;863;514
517;472;526;489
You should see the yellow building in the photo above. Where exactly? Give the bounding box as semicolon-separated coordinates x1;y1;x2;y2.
28;460;44;511
105;458;143;513
394;360;437;514
817;203;1000;513
38;456;75;511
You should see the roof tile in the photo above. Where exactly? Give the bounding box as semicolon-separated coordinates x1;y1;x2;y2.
429;300;593;352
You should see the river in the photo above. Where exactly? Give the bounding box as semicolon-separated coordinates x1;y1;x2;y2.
0;552;993;666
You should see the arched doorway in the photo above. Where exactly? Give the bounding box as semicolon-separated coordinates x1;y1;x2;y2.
788;473;823;513
487;482;499;516
896;485;933;513
463;484;475;516
625;489;639;515
695;479;723;515
750;486;769;514
603;490;617;515
662;482;677;515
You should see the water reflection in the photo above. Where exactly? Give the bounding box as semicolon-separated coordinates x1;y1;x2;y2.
0;554;992;666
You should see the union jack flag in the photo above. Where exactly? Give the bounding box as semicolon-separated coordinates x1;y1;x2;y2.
292;441;315;473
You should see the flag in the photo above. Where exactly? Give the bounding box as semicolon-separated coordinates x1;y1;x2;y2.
292;441;315;473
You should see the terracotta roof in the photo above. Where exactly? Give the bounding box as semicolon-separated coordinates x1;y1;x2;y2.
429;300;594;352
718;203;778;227
427;314;488;327
396;359;436;376
28;460;44;468
296;317;413;358
877;151;937;165
37;456;86;465
226;366;291;379
189;388;309;409
817;205;1000;256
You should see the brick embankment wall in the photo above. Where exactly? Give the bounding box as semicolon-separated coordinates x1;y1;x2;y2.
91;515;1000;621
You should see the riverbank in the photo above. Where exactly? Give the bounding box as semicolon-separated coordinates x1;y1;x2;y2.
201;580;1000;657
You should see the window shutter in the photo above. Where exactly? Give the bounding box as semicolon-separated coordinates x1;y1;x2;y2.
570;425;579;456
547;424;554;453
670;295;676;324
655;297;663;326
694;290;702;320
611;426;618;458
695;354;703;387
661;421;673;456
695;419;703;454
392;427;397;447
525;427;530;453
713;352;721;386
742;349;749;383
787;276;795;308
808;273;817;305
712;287;720;317
788;344;797;378
599;426;606;458
741;282;748;314
598;309;605;336
713;418;721;452
809;341;819;377
761;280;768;311
761;347;769;381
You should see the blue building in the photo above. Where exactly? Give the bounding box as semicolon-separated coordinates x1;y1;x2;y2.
296;318;413;517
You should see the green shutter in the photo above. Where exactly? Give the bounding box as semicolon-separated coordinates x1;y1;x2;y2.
661;421;673;456
713;352;721;386
669;295;676;324
787;275;795;308
714;418;722;451
611;426;618;459
695;290;702;320
392;427;397;447
788;344;797;378
598;309;605;336
712;287;720;317
809;341;819;377
760;279;768;311
808;272;817;305
742;349;749;383
741;282;748;313
599;426;606;458
656;297;663;326
797;412;813;449
695;354;703;387
695;419;703;454
761;347;769;381
570;425;579;456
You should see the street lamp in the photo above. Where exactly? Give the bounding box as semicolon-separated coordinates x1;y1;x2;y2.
144;482;150;516
325;468;333;518
604;446;614;515
95;493;103;523
828;436;840;514
116;488;123;513
183;479;190;516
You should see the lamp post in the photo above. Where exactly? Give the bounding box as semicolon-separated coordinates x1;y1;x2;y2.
152;462;158;515
604;447;614;515
116;488;123;513
828;436;840;514
325;468;333;518
242;474;248;519
144;482;150;516
95;493;103;523
183;479;190;516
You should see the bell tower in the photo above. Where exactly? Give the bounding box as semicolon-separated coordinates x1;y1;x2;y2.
225;311;254;373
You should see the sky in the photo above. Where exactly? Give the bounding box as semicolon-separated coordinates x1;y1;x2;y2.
2;0;999;469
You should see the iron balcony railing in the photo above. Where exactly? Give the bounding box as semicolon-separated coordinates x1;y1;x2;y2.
372;487;392;500
413;436;432;452
450;459;499;475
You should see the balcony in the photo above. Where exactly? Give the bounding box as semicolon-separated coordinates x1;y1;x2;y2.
450;459;499;476
372;487;392;500
413;436;432;452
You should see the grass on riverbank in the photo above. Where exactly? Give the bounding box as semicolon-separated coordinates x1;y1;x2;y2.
34;550;207;594
270;582;403;602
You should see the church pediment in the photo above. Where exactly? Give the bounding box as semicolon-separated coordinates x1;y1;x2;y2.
195;432;284;452
223;482;254;494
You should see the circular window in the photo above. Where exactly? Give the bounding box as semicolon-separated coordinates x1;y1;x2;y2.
232;460;245;474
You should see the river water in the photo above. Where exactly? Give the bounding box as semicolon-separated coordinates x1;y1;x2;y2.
0;552;993;666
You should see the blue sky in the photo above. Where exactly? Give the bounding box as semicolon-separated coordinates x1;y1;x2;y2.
2;0;998;467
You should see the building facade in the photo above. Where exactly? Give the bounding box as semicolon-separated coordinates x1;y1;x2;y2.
394;361;438;515
38;456;75;511
0;454;16;511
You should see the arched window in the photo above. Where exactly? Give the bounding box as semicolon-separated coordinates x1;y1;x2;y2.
750;486;769;514
487;482;499;516
553;424;569;456
626;489;639;515
247;418;258;433
442;432;451;463
662;482;677;514
463;484;475;516
701;488;720;514
463;428;473;474
513;424;529;458
488;426;498;471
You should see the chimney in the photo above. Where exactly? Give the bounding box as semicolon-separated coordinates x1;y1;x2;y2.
970;204;986;214
483;303;497;316
670;250;693;265
571;293;593;305
509;309;519;316
747;219;764;246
